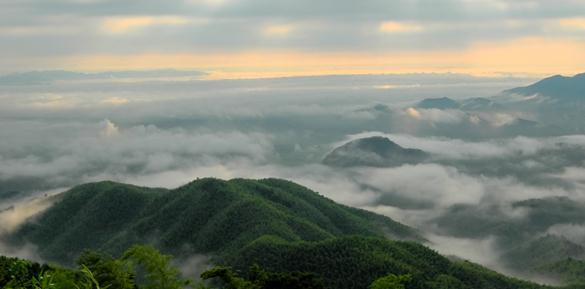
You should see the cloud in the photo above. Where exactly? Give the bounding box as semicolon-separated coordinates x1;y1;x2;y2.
403;107;466;124
263;24;295;37
175;254;211;280
0;69;207;85
2;72;585;279
341;132;571;160
101;16;191;34
100;119;120;137
425;234;501;269
0;195;56;235
379;21;423;33
405;107;421;119
0;192;60;261
546;224;585;244
2;1;585;76
102;97;129;105
558;17;585;30
359;164;485;207
0;119;275;193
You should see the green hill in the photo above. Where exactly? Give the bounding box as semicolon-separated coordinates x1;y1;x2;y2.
537;258;585;285
503;235;585;270
227;235;559;289
14;178;419;264
5;242;582;289
9;178;585;288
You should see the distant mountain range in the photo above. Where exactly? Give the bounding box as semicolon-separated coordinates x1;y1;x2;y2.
415;97;501;111
0;69;206;85
416;97;461;109
400;72;584;136
504;73;585;101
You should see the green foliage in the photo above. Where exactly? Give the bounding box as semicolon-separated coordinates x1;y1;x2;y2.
31;271;55;289
123;245;190;289
225;236;557;289
536;258;585;285
201;267;258;289
0;246;207;289
77;250;134;289
15;178;420;265
201;264;325;289
76;265;108;289
9;178;585;289
0;256;46;289
369;274;410;289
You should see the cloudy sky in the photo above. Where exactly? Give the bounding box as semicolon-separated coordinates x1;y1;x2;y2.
2;0;585;78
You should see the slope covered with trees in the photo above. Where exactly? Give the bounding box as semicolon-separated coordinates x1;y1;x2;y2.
226;235;571;289
3;242;585;289
13;178;419;264
7;178;585;288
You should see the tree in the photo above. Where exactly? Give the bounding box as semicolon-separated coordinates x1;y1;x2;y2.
369;274;411;289
77;250;134;289
122;245;191;289
201;265;325;289
201;266;257;289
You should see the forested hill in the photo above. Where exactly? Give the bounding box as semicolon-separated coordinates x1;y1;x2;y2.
13;178;420;264
8;178;585;289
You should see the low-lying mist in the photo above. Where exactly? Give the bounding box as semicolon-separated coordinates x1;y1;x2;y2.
1;72;583;283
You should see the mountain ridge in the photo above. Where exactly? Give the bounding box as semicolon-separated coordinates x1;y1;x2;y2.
504;73;585;100
13;178;421;264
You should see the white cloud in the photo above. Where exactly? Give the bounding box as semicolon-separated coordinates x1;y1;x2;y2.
341;132;570;160
546;224;585;244
100;119;120;137
403;107;466;124
102;97;130;105
359;164;485;207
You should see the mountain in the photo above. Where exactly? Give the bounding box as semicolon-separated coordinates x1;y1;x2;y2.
0;69;206;85
460;97;503;111
12;178;420;264
0;190;20;201
537;258;585;285
434;197;585;241
323;136;429;167
227;236;554;289
495;72;585;134
416;97;460;109
7;178;585;288
504;73;585;101
1;237;572;289
502;235;585;269
432;196;585;283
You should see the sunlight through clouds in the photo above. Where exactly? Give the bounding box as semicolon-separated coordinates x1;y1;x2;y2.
263;24;295;37
559;17;585;30
379;21;424;33
101;16;191;34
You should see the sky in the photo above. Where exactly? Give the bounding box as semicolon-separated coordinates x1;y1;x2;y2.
1;0;585;78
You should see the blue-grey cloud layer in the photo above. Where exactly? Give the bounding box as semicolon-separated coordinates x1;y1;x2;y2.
1;0;585;71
